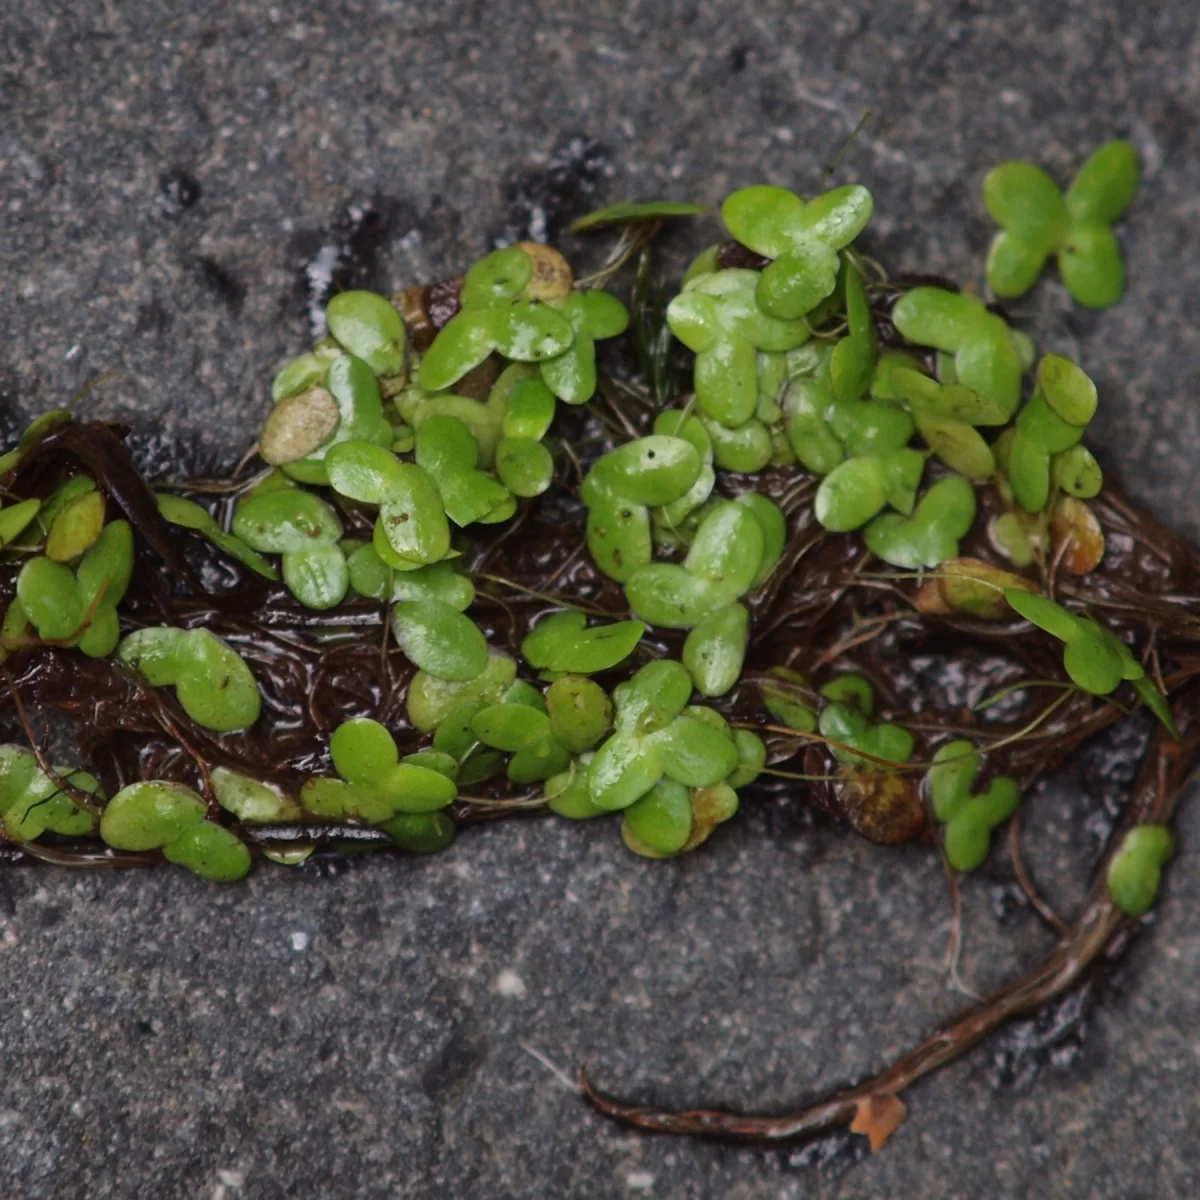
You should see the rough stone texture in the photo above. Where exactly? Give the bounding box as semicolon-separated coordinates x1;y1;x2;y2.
2;2;1200;1197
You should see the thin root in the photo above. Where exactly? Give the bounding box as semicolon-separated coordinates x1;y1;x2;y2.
580;712;1198;1144
1009;814;1068;937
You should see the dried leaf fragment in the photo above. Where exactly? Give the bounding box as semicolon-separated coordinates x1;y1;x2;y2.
1050;496;1105;575
913;578;951;614
850;1092;907;1152
517;242;574;300
836;767;925;845
260;388;339;465
916;556;1036;619
395;277;463;351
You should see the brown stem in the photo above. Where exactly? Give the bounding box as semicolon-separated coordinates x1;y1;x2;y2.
13;421;199;585
155;708;219;817
1009;813;1067;937
0;836;158;869
581;698;1200;1143
2;669;104;816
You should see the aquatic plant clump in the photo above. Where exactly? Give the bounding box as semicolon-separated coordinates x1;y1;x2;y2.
1;138;1193;1154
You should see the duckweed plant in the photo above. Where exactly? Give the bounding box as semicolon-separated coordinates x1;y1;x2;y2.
984;140;1139;307
2;137;1196;1154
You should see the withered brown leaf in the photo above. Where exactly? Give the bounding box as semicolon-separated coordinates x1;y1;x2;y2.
850;1092;908;1152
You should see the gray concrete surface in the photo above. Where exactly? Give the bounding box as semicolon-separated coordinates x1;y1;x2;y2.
2;2;1200;1196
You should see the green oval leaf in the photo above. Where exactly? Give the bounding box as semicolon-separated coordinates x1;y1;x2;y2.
391;599;489;682
101;781;206;851
521;611;645;675
326;290;407;377
622;777;694;856
232;489;342;554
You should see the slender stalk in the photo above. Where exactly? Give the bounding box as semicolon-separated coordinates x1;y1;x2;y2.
582;708;1200;1142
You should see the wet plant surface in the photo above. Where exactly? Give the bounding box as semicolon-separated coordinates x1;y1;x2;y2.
3;4;1200;1200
